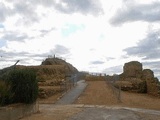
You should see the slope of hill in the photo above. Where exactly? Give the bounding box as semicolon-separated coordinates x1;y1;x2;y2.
0;57;79;99
41;57;78;75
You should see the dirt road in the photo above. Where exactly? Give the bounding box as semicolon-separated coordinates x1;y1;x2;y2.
21;80;160;120
21;104;160;120
75;80;160;110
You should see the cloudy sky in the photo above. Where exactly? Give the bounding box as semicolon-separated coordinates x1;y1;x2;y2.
0;0;160;79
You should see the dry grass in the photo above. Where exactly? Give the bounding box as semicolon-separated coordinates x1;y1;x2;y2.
21;80;160;120
16;65;65;81
75;80;160;110
75;81;118;105
121;91;160;110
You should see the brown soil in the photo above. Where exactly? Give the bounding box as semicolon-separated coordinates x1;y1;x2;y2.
39;80;160;110
75;80;160;110
21;105;83;120
21;80;160;120
75;81;118;105
121;91;160;110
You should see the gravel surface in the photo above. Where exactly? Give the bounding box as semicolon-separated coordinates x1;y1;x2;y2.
69;107;141;120
21;104;160;120
75;81;160;110
21;80;160;120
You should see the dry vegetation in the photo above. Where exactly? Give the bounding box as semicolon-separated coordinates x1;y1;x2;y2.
21;75;160;120
10;60;160;120
75;78;160;110
15;65;66;100
39;75;160;110
16;65;66;81
75;81;118;105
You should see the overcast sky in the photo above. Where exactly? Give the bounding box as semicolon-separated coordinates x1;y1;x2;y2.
0;0;160;79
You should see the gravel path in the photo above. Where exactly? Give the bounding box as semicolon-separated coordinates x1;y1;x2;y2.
55;80;87;105
21;104;160;120
21;80;160;120
69;106;160;120
69;107;140;120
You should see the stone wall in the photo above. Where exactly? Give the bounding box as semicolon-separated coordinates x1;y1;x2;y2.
0;102;39;120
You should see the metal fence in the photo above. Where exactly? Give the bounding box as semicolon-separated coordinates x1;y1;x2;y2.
60;72;85;93
105;75;122;103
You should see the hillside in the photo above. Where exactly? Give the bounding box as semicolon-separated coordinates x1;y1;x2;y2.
41;57;78;74
0;57;79;99
0;57;78;81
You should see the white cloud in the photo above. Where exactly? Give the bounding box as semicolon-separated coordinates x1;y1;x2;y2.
0;0;160;80
110;0;160;25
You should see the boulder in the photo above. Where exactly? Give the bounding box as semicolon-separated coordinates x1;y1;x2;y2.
42;57;78;74
114;81;133;91
114;61;159;96
123;61;142;78
115;78;146;93
154;77;159;84
142;69;154;78
142;69;159;96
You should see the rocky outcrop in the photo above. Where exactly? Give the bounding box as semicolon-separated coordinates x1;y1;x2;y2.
116;61;146;93
142;69;159;96
42;57;78;74
115;61;159;96
123;61;142;78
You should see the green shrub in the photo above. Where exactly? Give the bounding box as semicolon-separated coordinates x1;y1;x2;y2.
8;69;38;104
0;80;13;106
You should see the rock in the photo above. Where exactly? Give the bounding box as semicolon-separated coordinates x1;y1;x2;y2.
39;90;53;99
123;61;142;78
142;69;154;79
154;77;159;84
114;61;146;93
42;57;78;74
114;61;159;96
114;81;133;91
115;78;146;93
142;69;159;96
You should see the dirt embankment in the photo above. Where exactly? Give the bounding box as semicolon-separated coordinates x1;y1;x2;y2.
5;57;79;100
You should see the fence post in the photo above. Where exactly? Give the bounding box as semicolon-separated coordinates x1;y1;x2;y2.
118;84;121;103
65;81;67;92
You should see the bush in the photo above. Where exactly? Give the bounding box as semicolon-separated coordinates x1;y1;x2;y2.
137;81;147;93
0;80;13;106
8;69;38;104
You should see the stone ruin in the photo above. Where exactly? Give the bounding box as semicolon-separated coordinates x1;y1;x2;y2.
114;61;160;96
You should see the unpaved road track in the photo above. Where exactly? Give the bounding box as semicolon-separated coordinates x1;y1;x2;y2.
69;105;160;120
21;104;160;120
75;80;160;110
21;80;160;120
